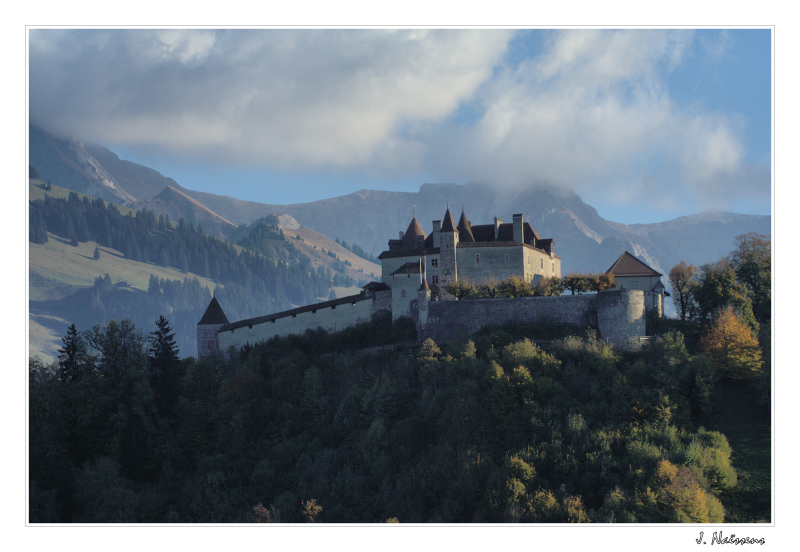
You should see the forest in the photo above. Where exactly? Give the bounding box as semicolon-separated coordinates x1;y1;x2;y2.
29;306;766;523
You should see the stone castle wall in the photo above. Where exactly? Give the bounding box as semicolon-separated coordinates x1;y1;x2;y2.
216;291;391;353
197;323;224;358
418;289;645;346
421;293;598;343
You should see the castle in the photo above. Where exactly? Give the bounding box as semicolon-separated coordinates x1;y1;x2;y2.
197;207;661;358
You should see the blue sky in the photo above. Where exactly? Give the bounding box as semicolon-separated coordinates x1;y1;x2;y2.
28;28;772;224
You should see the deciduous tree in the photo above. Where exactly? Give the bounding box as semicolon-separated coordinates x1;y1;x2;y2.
562;273;589;295
700;306;762;380
730;233;771;325
668;261;697;321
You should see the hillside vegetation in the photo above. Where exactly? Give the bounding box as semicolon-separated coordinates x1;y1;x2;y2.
30;315;763;523
29;179;370;357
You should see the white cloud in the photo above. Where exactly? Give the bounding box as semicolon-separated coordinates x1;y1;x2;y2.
28;28;769;216
29;29;512;170
425;29;766;214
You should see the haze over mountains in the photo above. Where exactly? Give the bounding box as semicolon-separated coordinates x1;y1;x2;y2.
29;124;771;285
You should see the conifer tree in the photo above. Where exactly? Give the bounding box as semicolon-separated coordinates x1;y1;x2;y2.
148;316;182;417
57;323;90;383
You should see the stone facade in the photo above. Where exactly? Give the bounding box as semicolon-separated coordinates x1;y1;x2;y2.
421;293;597;343
380;207;562;320
417;288;646;347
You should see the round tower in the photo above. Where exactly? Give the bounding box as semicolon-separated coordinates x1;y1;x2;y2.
197;293;229;358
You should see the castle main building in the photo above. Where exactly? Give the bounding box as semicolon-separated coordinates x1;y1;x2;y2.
380;207;561;319
198;208;656;358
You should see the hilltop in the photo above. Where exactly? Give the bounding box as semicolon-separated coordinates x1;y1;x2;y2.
133;186;237;239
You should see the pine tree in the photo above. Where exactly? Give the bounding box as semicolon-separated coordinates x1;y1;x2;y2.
57;323;90;383
148;316;182;417
93;246;100;260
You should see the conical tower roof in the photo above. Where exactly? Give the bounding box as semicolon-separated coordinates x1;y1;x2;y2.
400;217;427;250
198;296;229;325
456;208;475;242
440;207;458;233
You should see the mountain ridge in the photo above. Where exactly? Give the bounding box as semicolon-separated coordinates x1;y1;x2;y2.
29;126;771;299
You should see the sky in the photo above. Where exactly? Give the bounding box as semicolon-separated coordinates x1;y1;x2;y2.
28;28;772;224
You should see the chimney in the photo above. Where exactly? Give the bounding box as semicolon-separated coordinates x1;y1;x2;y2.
399;231;404;240
432;220;441;248
513;214;523;243
494;217;502;240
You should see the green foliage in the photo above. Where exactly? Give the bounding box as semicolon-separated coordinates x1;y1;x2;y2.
31;314;758;523
535;276;564;296
729;233;771;325
562;273;589;295
691;259;758;332
497;277;534;298
445;280;477;299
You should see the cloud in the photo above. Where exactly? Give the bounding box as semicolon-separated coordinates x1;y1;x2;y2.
29;29;512;171
29;29;769;216
424;29;768;214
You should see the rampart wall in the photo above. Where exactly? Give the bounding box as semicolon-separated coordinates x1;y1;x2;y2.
217;291;391;352
418;289;646;346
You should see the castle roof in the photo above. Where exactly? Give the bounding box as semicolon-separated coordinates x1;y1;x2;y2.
605;251;662;277
391;262;422;276
220;292;367;332
418;277;430;292
400;217;427;250
457;209;475;242
470;221;541;243
440;208;458;233
362;281;391;292
198;296;229;325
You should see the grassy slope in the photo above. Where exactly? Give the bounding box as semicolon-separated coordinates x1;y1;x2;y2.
29;233;218;301
275;227;380;282
29;234;218;363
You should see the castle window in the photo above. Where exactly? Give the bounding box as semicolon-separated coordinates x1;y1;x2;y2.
552;263;555;273
432;275;439;284
629;281;638;289
431;258;438;267
401;289;407;297
541;259;543;269
476;254;480;263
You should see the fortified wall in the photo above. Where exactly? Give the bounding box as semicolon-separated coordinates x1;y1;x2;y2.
416;289;649;347
214;286;392;354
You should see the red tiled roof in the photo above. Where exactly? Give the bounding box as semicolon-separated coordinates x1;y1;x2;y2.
605;251;662;277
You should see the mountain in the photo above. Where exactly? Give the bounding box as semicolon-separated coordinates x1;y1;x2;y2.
29;125;137;204
176;182;770;281
133;186;237;239
29;126;771;293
